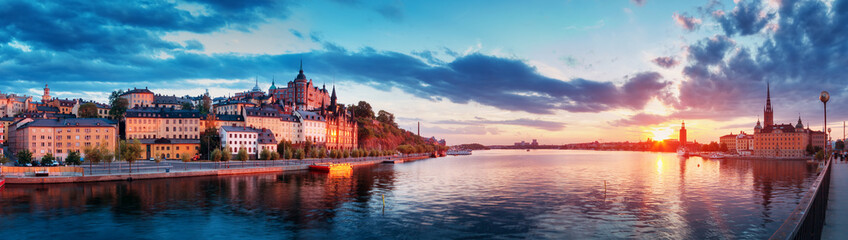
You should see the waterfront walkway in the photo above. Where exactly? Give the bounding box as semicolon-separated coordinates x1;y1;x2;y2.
822;160;848;239
0;154;433;184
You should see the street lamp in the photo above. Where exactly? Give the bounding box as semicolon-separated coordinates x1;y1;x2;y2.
821;91;830;158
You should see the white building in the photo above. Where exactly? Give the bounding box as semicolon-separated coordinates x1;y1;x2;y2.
220;126;259;157
293;110;326;144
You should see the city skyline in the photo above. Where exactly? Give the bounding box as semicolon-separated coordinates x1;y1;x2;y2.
1;0;846;145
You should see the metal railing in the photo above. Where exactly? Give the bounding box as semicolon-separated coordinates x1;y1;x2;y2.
770;158;832;240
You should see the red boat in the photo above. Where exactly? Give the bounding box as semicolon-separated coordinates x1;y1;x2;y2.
0;178;5;188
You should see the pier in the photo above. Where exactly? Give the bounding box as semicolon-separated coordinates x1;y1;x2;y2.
1;154;433;184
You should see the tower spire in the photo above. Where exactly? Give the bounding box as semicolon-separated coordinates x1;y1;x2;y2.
299;59;303;72
764;81;774;128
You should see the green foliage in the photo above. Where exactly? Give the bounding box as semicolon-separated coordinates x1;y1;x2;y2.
277;140;293;156
211;149;222;162
200;127;221;160
350;101;374;119
181;102;194;110
806;144;815;156
260;148;271;160
285;149;293;159
65;151;82;166
41;153;55;165
181;153;191;162
376;110;396;127
295;149;304;160
16;149;33;165
222;147;232;162
109;91;128;119
815;150;826;160
836;139;845;151
237;148;248;161
343;150;350;158
119;140;143;163
78;102;100;118
0;156;9;165
271;151;280;160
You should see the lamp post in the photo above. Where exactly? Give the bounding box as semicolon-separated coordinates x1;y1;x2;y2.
821;91;830;159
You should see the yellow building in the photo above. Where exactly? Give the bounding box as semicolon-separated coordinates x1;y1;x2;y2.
139;138;199;160
9;118;117;160
719;133;737;153
120;88;155;108
124;108;202;140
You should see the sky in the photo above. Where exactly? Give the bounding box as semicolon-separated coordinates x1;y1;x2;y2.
1;0;847;145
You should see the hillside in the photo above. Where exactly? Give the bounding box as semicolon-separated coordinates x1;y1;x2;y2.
349;101;443;151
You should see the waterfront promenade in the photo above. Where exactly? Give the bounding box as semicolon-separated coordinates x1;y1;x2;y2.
822;160;848;239
0;154;432;184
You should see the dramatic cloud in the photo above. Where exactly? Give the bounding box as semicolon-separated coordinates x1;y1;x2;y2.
609;113;669;127
673;13;702;31
651;56;679;69
435;118;566;131
672;0;848;122
716;0;775;36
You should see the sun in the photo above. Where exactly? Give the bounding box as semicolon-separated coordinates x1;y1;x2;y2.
650;127;675;141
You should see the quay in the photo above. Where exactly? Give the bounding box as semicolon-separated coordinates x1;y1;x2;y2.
0;154;434;185
822;160;848;239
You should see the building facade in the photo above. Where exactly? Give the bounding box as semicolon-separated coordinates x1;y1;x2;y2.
124;108;202;140
9;118;117;160
120;88;155;108
220;126;259;158
269;63;330;111
752;84;825;158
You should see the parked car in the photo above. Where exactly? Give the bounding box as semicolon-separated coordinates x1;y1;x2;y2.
148;157;155;161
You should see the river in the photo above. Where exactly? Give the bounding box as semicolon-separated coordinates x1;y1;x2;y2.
0;150;819;239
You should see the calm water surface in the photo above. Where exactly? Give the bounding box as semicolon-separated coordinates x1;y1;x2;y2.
0;150;819;239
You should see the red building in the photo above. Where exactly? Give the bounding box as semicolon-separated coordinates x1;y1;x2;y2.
269;62;330;111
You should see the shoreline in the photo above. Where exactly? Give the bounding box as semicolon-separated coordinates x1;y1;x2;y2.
3;155;434;185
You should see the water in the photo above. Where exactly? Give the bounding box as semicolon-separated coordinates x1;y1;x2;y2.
0;150;819;239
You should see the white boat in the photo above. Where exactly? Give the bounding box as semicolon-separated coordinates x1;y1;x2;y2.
707;152;725;159
446;149;472;155
677;147;689;157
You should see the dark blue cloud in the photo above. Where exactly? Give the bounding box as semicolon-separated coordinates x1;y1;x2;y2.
435;118;566;131
651;56;679;68
671;0;848;123
716;0;774;36
375;3;404;21
289;29;304;39
0;0;671;116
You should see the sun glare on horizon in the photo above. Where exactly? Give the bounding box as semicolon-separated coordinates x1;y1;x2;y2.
650;127;675;141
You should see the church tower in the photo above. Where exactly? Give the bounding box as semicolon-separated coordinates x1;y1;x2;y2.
679;121;687;146
764;82;774;128
42;84;50;103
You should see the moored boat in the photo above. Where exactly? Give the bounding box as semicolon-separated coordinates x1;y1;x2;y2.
677;147;689;157
707;152;725;159
0;178;5;188
447;149;472;155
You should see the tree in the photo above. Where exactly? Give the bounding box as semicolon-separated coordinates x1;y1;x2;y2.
350;101;374;119
222;147;232;168
211;149;222;162
295;149;304;160
720;143;729;152
271;151;280;160
200;127;221;160
181;153;191;171
277;140;292;156
83;146;103;175
109;95;128;120
155;154;163;172
16;149;33;166
78;102;99;118
119;140;143;173
376;110;397;127
41;153;55;165
284;149;293;159
237;148;249;162
806;144;815;156
196;94;212;115
836;139;845;152
815;150;826;160
0;156;9;165
65;151;82;166
260;148;271;160
181;102;194;110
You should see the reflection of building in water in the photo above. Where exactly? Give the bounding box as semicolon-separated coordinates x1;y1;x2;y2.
0;166;396;226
